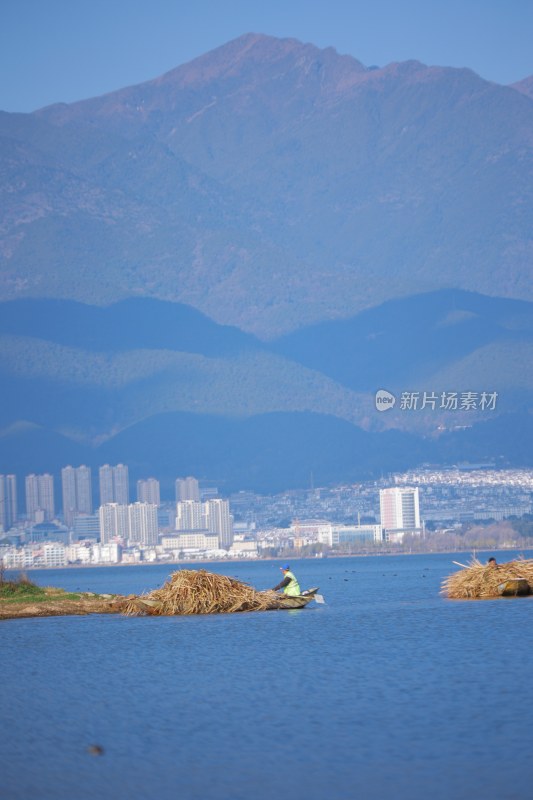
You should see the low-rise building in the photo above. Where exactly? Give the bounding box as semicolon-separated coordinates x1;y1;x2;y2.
229;540;258;558
317;524;383;547
160;532;219;551
42;543;67;567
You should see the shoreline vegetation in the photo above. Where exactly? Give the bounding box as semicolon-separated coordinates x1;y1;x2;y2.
0;571;125;621
7;540;533;573
4;548;533;620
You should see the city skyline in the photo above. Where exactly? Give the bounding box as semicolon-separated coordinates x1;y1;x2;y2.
3;463;533;569
1;462;532;523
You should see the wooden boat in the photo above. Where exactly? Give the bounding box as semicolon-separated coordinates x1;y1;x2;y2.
128;587;321;614
275;587;320;609
130;597;161;614
497;579;531;597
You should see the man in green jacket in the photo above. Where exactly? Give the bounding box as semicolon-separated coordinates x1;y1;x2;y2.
272;565;301;596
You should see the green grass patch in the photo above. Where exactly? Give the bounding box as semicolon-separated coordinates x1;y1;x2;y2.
0;573;88;604
0;592;84;605
0;580;46;599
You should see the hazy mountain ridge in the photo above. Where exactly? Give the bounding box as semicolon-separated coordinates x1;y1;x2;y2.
0;410;530;496
0;292;531;450
1;34;533;336
0;297;259;354
273;290;533;392
1;291;531;492
0;335;368;440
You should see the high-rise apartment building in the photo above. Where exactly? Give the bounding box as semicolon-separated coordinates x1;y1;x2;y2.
128;502;158;546
175;500;204;531
379;487;421;540
25;473;55;522
99;465;114;506
204;499;234;548
99;503;129;544
175;477;200;502
173;498;233;548
137;478;161;506
62;469;76;527
113;465;129;505
99;464;129;506
0;474;17;531
61;465;92;528
99;502;158;546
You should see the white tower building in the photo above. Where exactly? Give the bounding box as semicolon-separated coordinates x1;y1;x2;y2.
175;500;204;531
128;502;159;546
379;487;421;541
99;503;128;544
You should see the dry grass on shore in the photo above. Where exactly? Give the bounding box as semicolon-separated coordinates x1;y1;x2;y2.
122;569;281;615
441;557;533;599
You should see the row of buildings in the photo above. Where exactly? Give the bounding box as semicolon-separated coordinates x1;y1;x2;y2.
4;463;533;569
0;468;204;530
98;498;233;548
1;483;423;568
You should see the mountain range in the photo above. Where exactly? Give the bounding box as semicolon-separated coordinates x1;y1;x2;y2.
1;34;532;492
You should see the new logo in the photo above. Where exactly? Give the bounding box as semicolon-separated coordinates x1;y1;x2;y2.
375;389;396;412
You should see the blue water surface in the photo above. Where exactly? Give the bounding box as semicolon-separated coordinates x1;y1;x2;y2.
2;553;533;800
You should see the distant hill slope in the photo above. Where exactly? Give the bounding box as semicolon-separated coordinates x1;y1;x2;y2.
0;297;259;355
0;291;531;459
0;410;530;496
1;34;533;336
273;290;533;392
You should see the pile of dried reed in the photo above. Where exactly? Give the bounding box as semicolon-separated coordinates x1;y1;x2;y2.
441;557;533;599
122;569;281;615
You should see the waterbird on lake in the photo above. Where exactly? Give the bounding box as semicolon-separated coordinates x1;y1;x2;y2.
87;745;104;756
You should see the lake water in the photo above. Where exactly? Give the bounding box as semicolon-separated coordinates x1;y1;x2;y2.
2;552;533;800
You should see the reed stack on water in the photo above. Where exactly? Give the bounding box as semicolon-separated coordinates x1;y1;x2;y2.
441;558;533;599
122;569;281;615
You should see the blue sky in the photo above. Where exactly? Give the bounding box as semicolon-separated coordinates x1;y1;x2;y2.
1;0;532;112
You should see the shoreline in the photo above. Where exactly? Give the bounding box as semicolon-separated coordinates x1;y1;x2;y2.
4;549;533;621
8;545;533;573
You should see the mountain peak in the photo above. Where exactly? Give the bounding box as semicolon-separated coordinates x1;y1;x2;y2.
154;32;367;91
36;33;369;122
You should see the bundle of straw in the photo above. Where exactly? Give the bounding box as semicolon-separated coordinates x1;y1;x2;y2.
441;557;533;599
122;569;281;615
